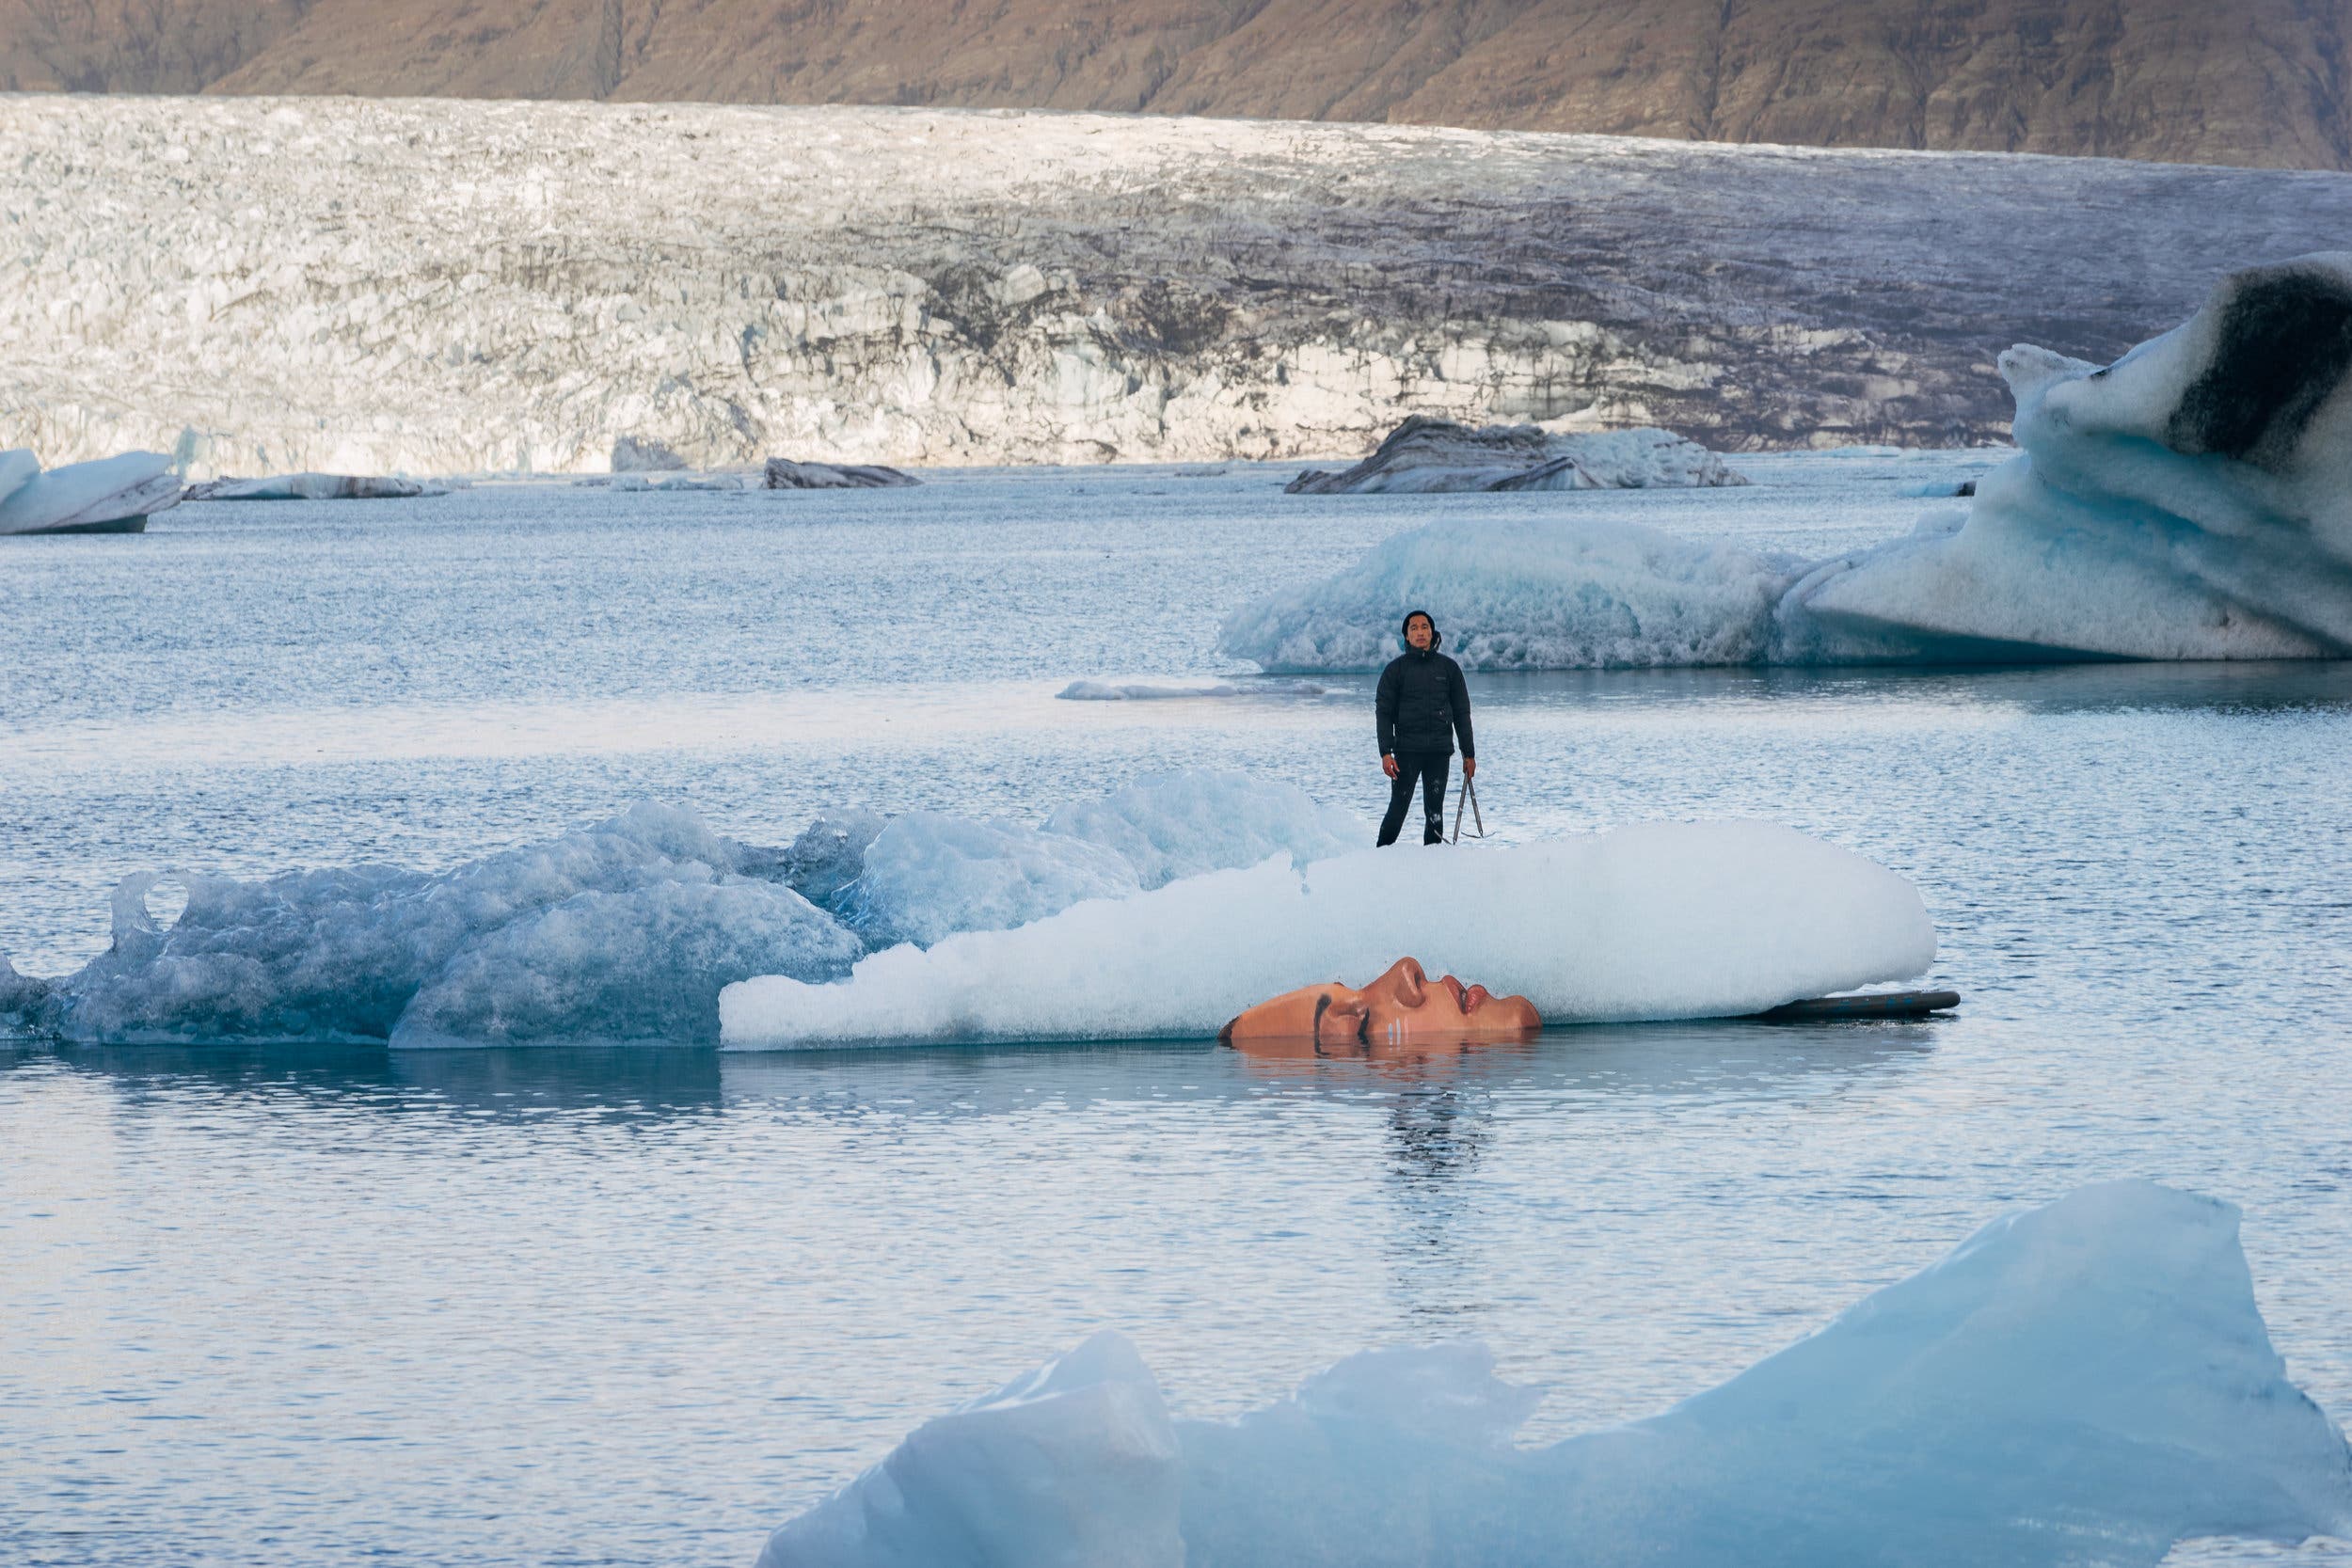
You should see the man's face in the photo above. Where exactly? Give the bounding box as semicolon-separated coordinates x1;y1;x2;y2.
1406;616;1434;650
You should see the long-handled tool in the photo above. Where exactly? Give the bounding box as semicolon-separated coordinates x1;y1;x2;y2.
1450;771;1485;844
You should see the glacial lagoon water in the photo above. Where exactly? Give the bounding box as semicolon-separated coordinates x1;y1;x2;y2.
4;455;2351;1564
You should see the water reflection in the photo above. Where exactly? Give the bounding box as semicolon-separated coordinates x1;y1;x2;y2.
1;1018;1938;1136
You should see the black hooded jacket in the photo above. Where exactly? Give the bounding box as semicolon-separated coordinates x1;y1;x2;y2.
1376;618;1474;758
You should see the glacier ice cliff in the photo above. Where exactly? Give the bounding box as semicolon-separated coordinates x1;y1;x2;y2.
719;822;1932;1047
756;1181;2352;1568
1227;255;2352;669
6;98;2352;474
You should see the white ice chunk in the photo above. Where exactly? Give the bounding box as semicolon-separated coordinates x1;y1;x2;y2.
1042;768;1363;890
1220;515;1784;672
0;451;181;535
760;1182;2352;1568
721;822;1932;1047
838;812;1143;948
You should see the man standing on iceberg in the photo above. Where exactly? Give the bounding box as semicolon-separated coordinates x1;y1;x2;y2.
1375;610;1474;847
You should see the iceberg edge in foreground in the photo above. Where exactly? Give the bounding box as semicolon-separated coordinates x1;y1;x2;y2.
758;1181;2352;1568
720;822;1933;1048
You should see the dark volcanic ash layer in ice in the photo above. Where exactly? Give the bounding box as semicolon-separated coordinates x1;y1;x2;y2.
1285;416;1749;493
6;98;2352;474
1226;254;2352;670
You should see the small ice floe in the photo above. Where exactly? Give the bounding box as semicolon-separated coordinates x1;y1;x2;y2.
1055;678;1330;701
764;458;920;489
1285;416;1749;495
181;473;444;500
0;449;183;535
755;1181;2352;1568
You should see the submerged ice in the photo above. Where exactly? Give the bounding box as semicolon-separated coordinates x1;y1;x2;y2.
1225;253;2352;670
758;1181;2352;1568
720;823;1931;1047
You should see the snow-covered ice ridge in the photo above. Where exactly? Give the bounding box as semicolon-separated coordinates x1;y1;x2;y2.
1228;255;2352;667
0;770;1930;1048
759;1182;2352;1568
6;98;2351;474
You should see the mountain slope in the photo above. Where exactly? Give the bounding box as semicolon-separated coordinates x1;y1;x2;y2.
3;0;2344;170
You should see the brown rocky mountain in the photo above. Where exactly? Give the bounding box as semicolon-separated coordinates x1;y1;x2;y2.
3;0;2344;170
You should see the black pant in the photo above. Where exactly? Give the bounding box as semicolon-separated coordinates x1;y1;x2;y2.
1378;751;1451;846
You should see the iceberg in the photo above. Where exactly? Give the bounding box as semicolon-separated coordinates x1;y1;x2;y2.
1221;514;1784;671
0;449;182;535
764;458;920;489
181;473;441;500
837;813;1145;949
0;802;861;1047
0;771;1378;1047
1229;255;2352;670
719;822;1932;1048
1285;418;1751;495
757;1182;2352;1568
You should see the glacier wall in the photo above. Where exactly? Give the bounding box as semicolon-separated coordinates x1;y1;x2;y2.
758;1181;2352;1568
5;97;2351;474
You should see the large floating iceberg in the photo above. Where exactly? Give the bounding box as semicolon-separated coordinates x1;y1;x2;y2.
181;472;440;500
757;1181;2352;1568
0;771;1371;1048
0;802;864;1048
1285;417;1750;495
1227;254;2352;670
720;823;1931;1048
0;449;182;535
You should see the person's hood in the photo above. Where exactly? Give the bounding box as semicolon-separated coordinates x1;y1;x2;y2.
1400;610;1442;653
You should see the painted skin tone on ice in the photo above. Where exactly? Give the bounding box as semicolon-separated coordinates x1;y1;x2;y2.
1220;957;1540;1055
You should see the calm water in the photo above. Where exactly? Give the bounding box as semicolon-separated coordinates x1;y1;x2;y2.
4;457;2350;1565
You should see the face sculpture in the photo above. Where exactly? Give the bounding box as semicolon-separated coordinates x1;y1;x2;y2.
1220;958;1541;1055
